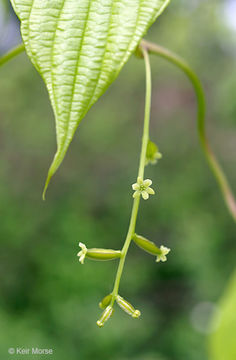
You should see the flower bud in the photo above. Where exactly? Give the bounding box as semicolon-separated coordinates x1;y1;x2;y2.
116;295;141;319
99;294;112;309
86;248;121;261
133;234;170;262
77;243;121;264
145;140;162;166
133;234;162;256
96;306;114;328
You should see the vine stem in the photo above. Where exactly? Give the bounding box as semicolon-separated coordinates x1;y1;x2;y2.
0;43;25;67
140;39;236;222
110;47;152;305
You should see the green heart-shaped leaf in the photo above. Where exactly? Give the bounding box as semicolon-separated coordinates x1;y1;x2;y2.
10;0;170;197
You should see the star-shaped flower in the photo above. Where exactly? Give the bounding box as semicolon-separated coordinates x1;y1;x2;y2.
132;177;155;200
156;245;170;262
77;242;87;264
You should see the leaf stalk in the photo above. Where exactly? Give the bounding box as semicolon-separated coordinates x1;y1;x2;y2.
0;43;25;67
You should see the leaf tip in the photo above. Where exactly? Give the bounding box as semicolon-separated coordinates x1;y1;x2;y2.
42;172;52;201
42;151;61;201
42;147;68;200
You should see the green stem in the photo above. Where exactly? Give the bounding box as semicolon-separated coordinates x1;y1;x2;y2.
0;43;25;67
110;47;152;305
138;49;152;179
140;39;236;222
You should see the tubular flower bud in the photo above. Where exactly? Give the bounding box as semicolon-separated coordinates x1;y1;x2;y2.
133;234;170;262
77;243;121;264
96;305;114;328
99;294;112;309
133;234;162;255
116;295;141;319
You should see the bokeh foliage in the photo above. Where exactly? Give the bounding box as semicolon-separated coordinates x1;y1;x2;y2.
209;270;236;360
0;0;236;359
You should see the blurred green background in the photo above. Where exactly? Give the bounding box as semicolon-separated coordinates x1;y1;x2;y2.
0;0;236;359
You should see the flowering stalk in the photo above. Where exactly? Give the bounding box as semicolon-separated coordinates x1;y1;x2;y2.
95;46;170;326
109;46;153;308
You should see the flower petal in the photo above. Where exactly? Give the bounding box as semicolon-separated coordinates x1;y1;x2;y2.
79;242;87;251
143;179;152;187
142;191;149;200
160;245;170;255
147;187;155;195
150;159;157;165
79;254;85;264
132;183;139;190
133;191;140;198
77;250;83;257
160;255;167;262
155;152;162;159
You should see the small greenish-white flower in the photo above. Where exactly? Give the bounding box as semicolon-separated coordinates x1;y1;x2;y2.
77;242;87;264
132;177;155;200
146;140;162;166
156;245;170;262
